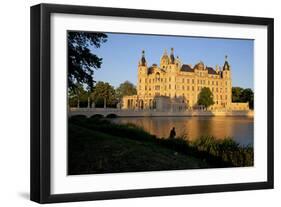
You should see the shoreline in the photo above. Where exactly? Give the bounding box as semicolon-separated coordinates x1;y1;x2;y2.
69;108;254;118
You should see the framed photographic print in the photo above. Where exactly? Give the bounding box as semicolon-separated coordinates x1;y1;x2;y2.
30;3;274;203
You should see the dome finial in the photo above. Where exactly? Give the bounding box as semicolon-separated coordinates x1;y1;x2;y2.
225;55;228;61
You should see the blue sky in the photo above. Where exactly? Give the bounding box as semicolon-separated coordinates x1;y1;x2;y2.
90;32;254;89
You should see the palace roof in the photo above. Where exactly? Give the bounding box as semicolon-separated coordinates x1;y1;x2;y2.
148;66;166;75
180;64;194;72
181;64;218;75
147;62;220;76
206;67;217;75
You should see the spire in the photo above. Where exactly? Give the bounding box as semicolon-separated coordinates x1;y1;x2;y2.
140;50;146;66
161;48;168;59
160;48;170;68
163;48;168;56
170;47;175;64
223;55;230;70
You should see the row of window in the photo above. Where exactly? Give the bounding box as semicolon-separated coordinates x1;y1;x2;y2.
140;85;228;93
197;72;222;79
142;92;228;101
143;77;195;84
140;78;228;86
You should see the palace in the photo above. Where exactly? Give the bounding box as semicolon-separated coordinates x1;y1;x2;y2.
122;48;249;111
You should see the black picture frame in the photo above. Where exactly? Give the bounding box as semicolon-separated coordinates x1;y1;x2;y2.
30;3;274;204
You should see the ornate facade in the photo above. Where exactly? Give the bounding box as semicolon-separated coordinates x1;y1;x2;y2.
122;48;249;111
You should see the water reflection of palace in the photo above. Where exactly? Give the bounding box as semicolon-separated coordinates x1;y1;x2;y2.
113;117;254;146
122;49;249;112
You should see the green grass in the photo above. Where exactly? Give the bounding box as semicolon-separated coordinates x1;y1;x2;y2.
68;116;253;175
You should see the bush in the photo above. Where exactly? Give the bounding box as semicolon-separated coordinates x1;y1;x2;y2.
191;136;253;166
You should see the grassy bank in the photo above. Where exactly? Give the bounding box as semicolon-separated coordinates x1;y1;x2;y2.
68;115;253;175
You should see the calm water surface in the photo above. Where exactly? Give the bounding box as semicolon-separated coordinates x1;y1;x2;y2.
112;116;254;146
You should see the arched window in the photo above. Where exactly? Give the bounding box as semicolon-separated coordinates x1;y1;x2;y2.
156;72;160;82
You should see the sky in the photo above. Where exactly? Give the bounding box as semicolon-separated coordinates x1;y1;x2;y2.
90;32;254;89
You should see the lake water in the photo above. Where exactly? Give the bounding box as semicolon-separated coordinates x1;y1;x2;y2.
112;116;254;146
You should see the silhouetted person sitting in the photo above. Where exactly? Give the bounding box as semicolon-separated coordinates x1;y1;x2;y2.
169;127;176;139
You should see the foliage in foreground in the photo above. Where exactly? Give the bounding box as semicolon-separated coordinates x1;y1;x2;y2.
68;124;211;174
68;31;107;91
191;136;253;166
69;116;254;171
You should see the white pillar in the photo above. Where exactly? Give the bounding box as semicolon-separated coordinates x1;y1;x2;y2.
104;97;106;109
77;97;80;108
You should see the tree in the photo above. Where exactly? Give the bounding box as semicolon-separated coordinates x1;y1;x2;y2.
68;32;107;91
91;81;117;108
232;87;254;109
68;84;86;108
115;81;137;99
232;87;243;102
197;87;214;109
241;88;254;109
